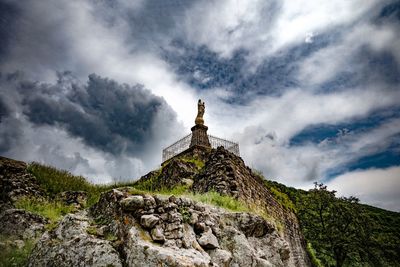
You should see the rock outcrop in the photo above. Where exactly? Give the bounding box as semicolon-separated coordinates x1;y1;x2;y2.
29;189;295;266
0;156;48;253
192;147;310;266
1;150;311;266
0;209;48;240
137;147;311;266
28;212;122;267
0;156;44;211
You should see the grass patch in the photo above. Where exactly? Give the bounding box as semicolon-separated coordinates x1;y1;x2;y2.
268;186;296;212
180;157;205;170
157;184;190;196
105;233;118;242
0;237;36;267
307;242;324;267
252;169;296;212
15;197;75;223
132;170;161;192
188;191;249;212
27;163;135;207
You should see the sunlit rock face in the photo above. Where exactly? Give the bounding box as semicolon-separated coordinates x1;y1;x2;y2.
136;146;311;266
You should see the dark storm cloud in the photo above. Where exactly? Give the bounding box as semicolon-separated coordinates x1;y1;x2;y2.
0;72;178;156
0;1;19;59
163;33;336;103
0;96;9;122
86;0;200;52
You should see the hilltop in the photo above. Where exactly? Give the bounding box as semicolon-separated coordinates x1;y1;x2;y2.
1;148;399;267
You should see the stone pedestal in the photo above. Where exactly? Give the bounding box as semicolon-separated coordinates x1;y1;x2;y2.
190;124;211;148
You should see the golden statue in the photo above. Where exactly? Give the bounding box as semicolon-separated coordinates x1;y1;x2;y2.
195;99;205;125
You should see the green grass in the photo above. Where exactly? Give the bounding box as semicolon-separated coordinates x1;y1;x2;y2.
307;242;324;267
0;237;36;267
187;191;249;212
15;197;75;223
157;184;191;196
27;163;135;207
131;184;249;213
180;157;205;170
268;186;296;212
253;170;297;212
132;169;161;192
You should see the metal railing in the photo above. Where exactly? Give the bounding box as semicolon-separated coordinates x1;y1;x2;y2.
162;133;240;162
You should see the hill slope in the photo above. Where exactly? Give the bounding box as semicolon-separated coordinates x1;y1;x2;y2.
0;150;310;267
1;149;398;267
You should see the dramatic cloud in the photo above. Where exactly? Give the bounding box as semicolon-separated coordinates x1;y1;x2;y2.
0;72;182;182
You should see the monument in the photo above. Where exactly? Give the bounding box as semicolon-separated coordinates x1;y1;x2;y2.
189;99;211;148
162;99;239;163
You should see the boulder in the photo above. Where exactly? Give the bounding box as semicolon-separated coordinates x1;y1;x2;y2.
208;249;232;266
140;214;160;228
151;226;165;243
197;229;219;249
120;195;144;211
28;212;122;267
0;208;48;239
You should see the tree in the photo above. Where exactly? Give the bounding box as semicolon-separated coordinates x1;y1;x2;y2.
298;183;372;267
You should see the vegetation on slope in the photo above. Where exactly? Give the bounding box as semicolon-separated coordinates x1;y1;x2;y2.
15;161;399;267
263;177;400;267
14;197;75;230
27;162;134;206
0;237;36;267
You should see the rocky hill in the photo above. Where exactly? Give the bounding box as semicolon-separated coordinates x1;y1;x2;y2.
0;148;311;266
140;146;310;266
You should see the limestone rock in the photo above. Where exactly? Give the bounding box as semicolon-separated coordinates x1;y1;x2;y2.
151;226;165;242
197;229;219;249
24;183;307;267
208;249;232;266
140;214;160;228
125;226;211;267
120;195;144;211
0;208;48;239
0;156;45;210
191;147;310;266
28;212;122;267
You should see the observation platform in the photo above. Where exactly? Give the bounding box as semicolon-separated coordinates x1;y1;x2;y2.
162;99;239;164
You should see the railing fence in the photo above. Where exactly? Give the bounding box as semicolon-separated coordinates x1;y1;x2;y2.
162;133;240;162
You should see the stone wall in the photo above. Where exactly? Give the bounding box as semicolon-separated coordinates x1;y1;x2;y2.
192;147;310;267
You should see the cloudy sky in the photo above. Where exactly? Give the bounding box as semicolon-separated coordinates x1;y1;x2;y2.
0;0;399;211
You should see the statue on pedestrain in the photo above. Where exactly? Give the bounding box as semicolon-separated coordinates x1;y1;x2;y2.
195;99;205;125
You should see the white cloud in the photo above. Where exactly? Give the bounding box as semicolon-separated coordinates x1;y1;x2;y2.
182;0;381;65
327;166;400;212
305;32;315;43
230;89;400;186
298;22;400;86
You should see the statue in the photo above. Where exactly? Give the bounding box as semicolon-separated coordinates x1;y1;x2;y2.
195;99;205;125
